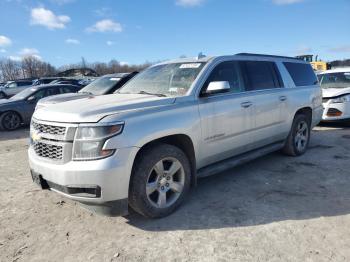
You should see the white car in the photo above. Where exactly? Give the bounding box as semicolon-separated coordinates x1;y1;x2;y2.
318;68;350;123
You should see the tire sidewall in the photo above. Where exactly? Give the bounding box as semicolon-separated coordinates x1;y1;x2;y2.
129;144;191;218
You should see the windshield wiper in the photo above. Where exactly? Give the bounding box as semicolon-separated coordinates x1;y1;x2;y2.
137;90;167;97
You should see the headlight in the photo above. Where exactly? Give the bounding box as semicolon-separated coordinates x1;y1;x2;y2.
331;94;350;104
72;123;123;161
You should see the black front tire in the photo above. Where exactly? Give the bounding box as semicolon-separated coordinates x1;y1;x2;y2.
0;111;22;131
282;114;311;156
129;143;191;218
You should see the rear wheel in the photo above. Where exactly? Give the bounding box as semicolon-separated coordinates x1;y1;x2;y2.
282;114;311;156
129;144;191;218
0;111;22;131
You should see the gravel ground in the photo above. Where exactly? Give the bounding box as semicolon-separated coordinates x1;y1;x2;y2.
1;124;350;262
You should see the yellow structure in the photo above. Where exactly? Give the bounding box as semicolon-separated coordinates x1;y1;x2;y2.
295;55;331;71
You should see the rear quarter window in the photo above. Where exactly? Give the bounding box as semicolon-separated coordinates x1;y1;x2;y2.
284;62;318;87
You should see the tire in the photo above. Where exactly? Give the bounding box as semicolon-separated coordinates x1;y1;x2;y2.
282;114;311;156
0;111;22;131
0;92;6;99
129;143;191;218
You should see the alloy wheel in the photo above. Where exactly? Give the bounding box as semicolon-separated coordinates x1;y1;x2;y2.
3;112;21;130
294;120;309;152
146;157;185;208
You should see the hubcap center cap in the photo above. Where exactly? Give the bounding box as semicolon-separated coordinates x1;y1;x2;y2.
159;177;167;186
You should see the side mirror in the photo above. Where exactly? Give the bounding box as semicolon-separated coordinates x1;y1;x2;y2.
204;81;230;95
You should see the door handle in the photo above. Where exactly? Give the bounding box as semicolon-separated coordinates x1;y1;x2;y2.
279;96;287;102
241;101;253;108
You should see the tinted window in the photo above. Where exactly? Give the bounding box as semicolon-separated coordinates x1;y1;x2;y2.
242;61;282;91
60;86;76;93
45;87;60;97
17;81;32;86
203;61;244;94
284;62;318;87
31;90;46;100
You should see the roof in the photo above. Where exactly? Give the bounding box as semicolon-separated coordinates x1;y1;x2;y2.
157;53;303;65
318;67;350;74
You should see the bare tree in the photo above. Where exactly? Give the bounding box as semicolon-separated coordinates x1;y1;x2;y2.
0;59;23;81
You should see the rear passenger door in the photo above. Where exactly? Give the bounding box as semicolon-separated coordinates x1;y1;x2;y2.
198;61;255;167
241;60;289;148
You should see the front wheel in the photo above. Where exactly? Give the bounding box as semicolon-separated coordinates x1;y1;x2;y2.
129;144;191;218
282;114;311;156
0;111;22;131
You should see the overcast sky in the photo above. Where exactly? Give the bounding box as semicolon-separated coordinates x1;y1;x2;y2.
0;0;349;66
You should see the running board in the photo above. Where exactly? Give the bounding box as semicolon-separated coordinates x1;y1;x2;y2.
197;142;284;178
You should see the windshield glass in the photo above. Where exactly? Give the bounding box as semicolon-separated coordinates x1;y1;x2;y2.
118;62;206;97
79;76;121;95
318;72;350;89
10;87;37;100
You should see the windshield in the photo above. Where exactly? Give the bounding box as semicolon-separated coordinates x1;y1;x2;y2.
79;76;121;95
10;87;37;100
318;72;350;89
118;62;206;97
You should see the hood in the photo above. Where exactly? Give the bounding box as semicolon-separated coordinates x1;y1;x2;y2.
322;87;350;98
38;93;90;106
34;93;176;123
0;98;23;107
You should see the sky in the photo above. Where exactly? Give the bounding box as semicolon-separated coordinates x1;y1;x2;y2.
0;0;349;67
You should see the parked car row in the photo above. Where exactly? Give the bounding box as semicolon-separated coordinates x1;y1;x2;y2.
28;53;324;218
0;77;93;99
0;72;138;130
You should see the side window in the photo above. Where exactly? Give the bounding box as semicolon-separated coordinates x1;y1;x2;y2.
60;86;74;93
203;61;244;94
44;88;60;97
7;83;17;88
31;90;46;100
17;82;31;87
283;62;318;87
242;61;282;91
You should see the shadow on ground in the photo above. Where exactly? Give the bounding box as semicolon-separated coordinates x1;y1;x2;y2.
0;127;29;141
126;124;350;231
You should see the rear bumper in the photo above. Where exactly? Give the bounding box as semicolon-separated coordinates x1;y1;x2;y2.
322;101;350;121
28;146;139;215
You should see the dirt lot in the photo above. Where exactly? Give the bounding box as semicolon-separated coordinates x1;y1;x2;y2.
1;125;350;262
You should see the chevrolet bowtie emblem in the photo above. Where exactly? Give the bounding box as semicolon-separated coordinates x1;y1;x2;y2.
31;131;41;142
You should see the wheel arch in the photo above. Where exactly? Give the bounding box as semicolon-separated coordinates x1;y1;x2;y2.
130;134;197;189
294;107;312;123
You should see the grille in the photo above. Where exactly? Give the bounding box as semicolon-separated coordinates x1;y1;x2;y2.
33;142;63;160
32;121;66;136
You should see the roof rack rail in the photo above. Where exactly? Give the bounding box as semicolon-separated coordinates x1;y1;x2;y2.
236;53;299;61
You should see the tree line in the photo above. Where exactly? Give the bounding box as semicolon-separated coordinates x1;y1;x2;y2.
0;56;153;82
1;55;350;83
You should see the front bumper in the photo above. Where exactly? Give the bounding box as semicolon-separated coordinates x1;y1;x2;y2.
322;101;350;121
28;146;139;215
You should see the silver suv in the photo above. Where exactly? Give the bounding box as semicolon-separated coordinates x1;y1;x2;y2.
28;53;323;218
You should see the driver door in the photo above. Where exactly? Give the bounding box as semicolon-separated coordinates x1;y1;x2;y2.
197;61;255;168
